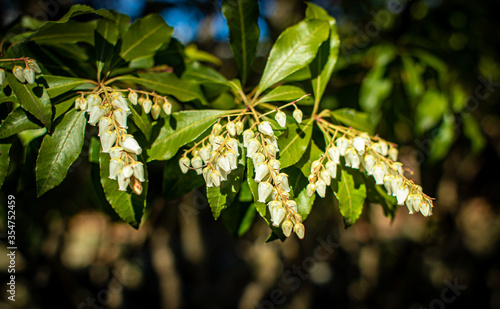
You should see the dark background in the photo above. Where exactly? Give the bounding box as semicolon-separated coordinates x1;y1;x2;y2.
1;0;500;308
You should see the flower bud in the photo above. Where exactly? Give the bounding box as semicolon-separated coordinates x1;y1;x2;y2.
98;117;112;136
282;220;293;237
0;69;5;85
191;156;203;175
258;121;274;136
353;136;366;155
88;105;106;126
293;109;303;124
412;194;423;214
23;67;35;84
276;173;291;192
336;137;350;156
87;94;102;112
383;175;394;195
320;170;331;186
351;152;360;169
308;174;317;184
392;162;403;175
311;160;321;174
286;200;298;213
212;123;222;136
113;108;128;129
246;138;261;158
128;90;138;105
132;161;145;182
405;194;416;214
75;98;84;111
100;130;116;153
118;171;131;191
269;159;280;175
217;155;231;172
212;135;224;149
306;183;316;197
388;147;399;162
252;152;265;167
258;182;273;203
112;96;129;112
264;135;279;149
325;161;337;179
236;121;244;135
151;104;161;120
379;141;388;156
110;146;123;159
275;110;287;128
372;164;385;185
121;164;134;178
121;134;142;155
243;129;254;147
294;223;305;239
390;176;402;197
226;150;238;170
142;98;152;114
27;59;42;73
419;199;432;217
227;138;239;155
227;122;236;136
132;179;143;195
363;154;376;175
199;145;211;163
138;96;145;105
13;66;25;83
109;158;124;180
263;144;276;158
271;206;286;227
254;162;269;182
179;156;190;174
293;213;302;224
162;99;172;115
210;170;221;187
328;146;340;164
396;184;410;205
316;179;326;198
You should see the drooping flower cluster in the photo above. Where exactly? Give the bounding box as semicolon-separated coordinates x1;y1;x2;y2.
0;57;41;85
76;87;171;194
308;128;433;217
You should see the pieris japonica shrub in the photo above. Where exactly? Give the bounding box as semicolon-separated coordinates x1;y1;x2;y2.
0;2;434;241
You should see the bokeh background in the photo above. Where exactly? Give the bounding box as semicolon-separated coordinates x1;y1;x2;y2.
1;0;500;308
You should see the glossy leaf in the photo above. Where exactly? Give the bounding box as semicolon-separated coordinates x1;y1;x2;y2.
331;164;367;227
222;0;260;85
35;109;86;196
182;62;229;85
95;17;120;77
278;119;314;168
30;20;97;45
120;14;173;62
0;85;17;104
0;142;12;190
129;105;152;141
99;152;148;229
0;107;42;139
259;85;312;105
162;153;205;201
43;75;95;98
330;108;375;134
148;110;230;161
7;74;52;130
256;19;330;95
363;174;397;220
296;140;324;178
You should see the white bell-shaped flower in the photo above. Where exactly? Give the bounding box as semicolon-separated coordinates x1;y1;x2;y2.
13;66;25;83
98;117;112;136
121;135;142;155
328;146;340;164
27;59;41;73
286;200;297;213
306;183;316;197
412;194;423;214
419;199;431;217
265;144;277;158
132;161;145;182
258;182;273;203
316;179;326;198
151;104;161;120
268;200;280;214
199;146;211;163
0;69;4;85
320;170;331;186
117;171;131;191
236;121;244;135
371;143;382;155
218;166;228;181
217;155;231;173
405;194;416;214
112;97;129;112
372;164;385;185
352;136;366;155
88;105;106;126
269;159;280;175
226;150;238;170
191;156;203;175
246;138;261;158
87;94;102;111
113;109;128;129
212;123;222;136
264;135;279;149
293;109;303;124
276;173;290;192
336;137;350;156
275;111;287;128
282;220;293;237
252;152;266;167
345;148;354;167
23;67;35;84
243;129;254;147
388;147;399;162
210;170;221;187
203;167;213;187
392;162;403;175
227;122;236;136
109;146;123;159
142;98;152;114
379;141;388;156
162;100;172;115
294;223;305;239
311;160;321;174
272;206;286;227
351;153;361;169
121;164;134;178
363;154;376;175
212;135;224;149
383;175;394;195
390;176;402;197
179;156;190;174
128;91;138;105
227;138;239;155
100;130;116;153
396;184;410;205
109;158;124;180
254;162;269;182
325;161;337;179
258;121;274;136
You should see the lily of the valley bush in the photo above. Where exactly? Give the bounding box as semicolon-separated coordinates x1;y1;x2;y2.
0;1;433;241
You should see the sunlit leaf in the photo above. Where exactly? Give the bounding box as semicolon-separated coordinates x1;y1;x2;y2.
0;107;42;139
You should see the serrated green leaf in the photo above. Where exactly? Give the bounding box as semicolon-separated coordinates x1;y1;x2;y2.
222;0;260;85
120;14;173;62
278;119;313;168
0;142;12;190
95;18;120;78
43;75;95;98
306;3;340;105
129;105;152;141
207;144;246;219
331;164;367;227
99;152;148;229
256;19;330;96
7;73;52;130
30;20;97;45
148;110;230;161
35;109;86;196
113;73;206;104
330;108;375;134
259;85;312;105
0;107;42;139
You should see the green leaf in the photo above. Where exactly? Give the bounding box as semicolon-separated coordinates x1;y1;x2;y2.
129;105;152;141
182;62;229;85
295;184;316;221
7;74;53;130
162;153;205;201
0;107;42;139
120;14;173;62
359;66;393;115
278;119;313;168
363;174;397;220
306;3;340;105
296;141;324;178
0;142;12;190
462;114;486;155
49;4;114;24
99;152;148;229
222;0;260;85
114;73;207;104
259;85;313;105
415;90;447;133
330;108;375;134
148;110;230;161
0;85;17;104
207;143;246;219
331;164;367;227
185;44;222;66
401;55;424;100
429;113;456;162
221;200;256;237
256;19;330;96
53;94;78;119
95;18;120;78
35;109;86;196
43;75;95;98
30;20;97;45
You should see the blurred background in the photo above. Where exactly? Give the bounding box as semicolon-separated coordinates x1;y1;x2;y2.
1;0;500;308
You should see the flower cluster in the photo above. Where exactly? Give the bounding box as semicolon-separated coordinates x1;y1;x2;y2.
0;58;41;85
308;128;433;217
75;87;170;195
